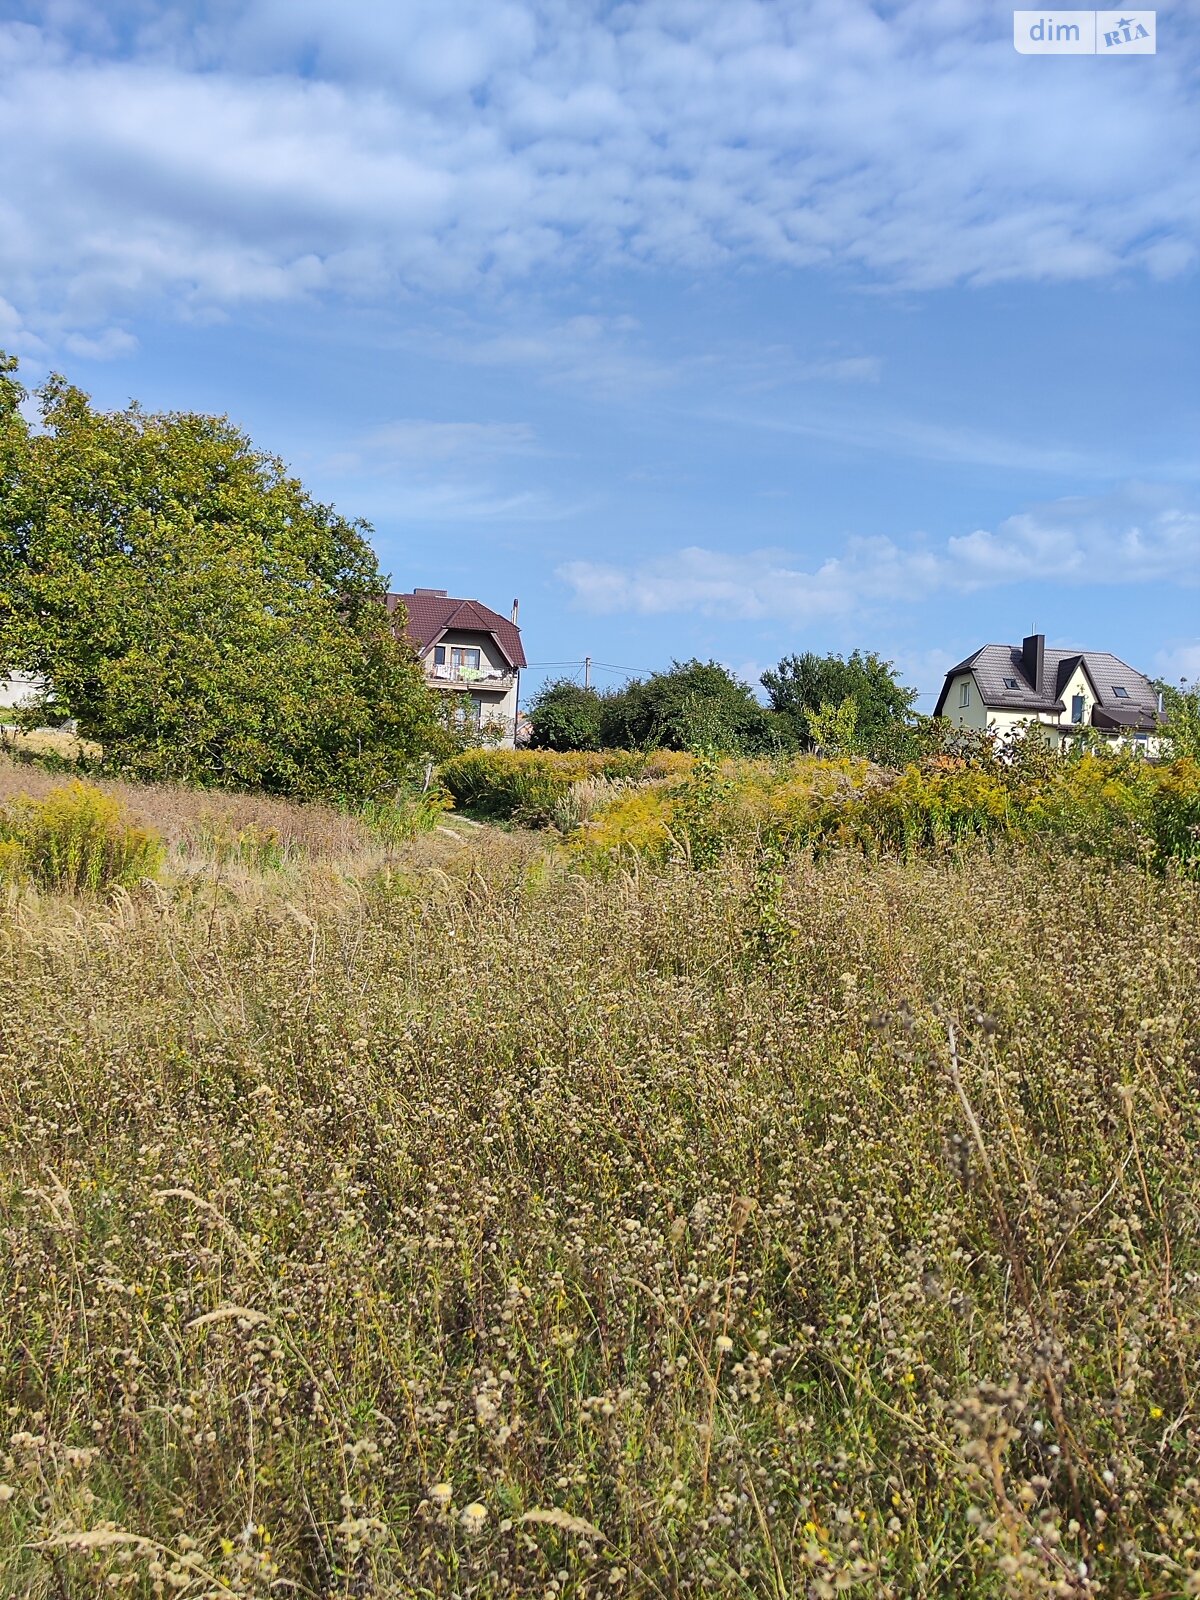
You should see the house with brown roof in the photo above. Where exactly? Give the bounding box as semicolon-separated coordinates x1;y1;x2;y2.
388;589;526;747
934;634;1164;752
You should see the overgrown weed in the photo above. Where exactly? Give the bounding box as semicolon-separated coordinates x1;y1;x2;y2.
1;830;1198;1596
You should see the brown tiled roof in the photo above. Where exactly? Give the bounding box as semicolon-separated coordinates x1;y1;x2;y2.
935;642;1159;728
386;592;527;669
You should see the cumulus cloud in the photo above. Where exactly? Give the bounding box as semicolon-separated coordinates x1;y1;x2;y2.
557;485;1200;622
1;0;1197;344
63;327;139;360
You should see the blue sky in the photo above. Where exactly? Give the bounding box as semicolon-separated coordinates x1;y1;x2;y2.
2;0;1198;711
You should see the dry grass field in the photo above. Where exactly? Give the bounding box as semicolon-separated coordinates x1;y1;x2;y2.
0;771;1198;1597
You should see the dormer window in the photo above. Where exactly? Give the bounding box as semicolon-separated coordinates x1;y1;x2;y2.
1113;685;1129;699
1003;677;1019;690
1071;694;1085;724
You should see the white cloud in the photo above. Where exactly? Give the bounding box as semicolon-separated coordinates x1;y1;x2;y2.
0;296;47;359
420;314;678;397
1154;643;1200;687
705;405;1119;475
340;479;573;524
357;419;538;464
792;356;882;384
63;327;139;360
315;415;572;526
557;485;1200;622
1;0;1197;343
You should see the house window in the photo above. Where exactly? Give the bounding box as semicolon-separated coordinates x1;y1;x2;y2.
434;645;446;666
1003;677;1019;690
1071;694;1085;724
451;647;481;671
1113;685;1129;699
959;681;971;708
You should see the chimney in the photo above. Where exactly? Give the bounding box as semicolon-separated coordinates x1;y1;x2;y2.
1022;632;1045;693
414;587;448;597
510;598;519;626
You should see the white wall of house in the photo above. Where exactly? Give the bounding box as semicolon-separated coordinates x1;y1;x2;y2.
0;672;43;712
943;673;989;732
424;630;519;746
1056;663;1095;732
943;666;1161;754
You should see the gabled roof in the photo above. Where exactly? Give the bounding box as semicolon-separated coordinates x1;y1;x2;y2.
935;642;1159;728
387;591;527;670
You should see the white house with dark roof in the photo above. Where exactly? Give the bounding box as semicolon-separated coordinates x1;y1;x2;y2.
934;634;1163;752
387;589;526;747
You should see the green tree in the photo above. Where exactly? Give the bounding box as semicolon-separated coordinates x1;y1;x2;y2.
528;678;603;751
0;355;438;800
761;650;917;755
1157;679;1200;760
599;659;779;754
807;696;860;756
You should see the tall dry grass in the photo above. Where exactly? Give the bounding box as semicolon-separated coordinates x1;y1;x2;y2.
0;755;378;865
0;827;1198;1597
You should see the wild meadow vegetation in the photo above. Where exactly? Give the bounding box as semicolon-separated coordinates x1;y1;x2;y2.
443;739;1200;880
1;744;1199;1599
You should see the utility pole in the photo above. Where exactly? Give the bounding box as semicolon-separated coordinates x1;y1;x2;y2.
584;656;592;689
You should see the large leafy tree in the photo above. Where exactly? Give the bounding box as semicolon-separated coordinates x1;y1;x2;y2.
1156;679;1200;760
761;650;917;753
599;659;781;754
528;678;604;751
0;354;438;799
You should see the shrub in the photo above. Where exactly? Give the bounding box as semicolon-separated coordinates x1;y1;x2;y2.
838;763;1014;856
527;678;604;751
1;780;164;892
572;754;871;867
570;782;679;863
438;749;690;823
360;787;453;845
1146;757;1200;874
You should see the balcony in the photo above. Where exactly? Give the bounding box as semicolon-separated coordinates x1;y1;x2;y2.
425;665;515;693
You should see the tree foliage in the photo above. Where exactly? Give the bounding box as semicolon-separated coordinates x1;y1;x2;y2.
599;659;781;754
0;354;439;799
1157;679;1200;761
761;650;917;754
528;678;604;751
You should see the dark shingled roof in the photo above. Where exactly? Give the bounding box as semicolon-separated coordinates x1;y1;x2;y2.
935;642;1159;729
386;591;527;670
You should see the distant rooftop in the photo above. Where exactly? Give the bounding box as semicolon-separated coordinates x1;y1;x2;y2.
387;591;527;670
935;634;1159;726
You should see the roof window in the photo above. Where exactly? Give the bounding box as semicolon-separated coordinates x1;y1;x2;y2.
1113;685;1129;698
1003;677;1019;690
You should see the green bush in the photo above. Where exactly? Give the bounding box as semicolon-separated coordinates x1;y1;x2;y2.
438;748;691;823
1;780;164;892
359;786;453;844
1145;758;1200;873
